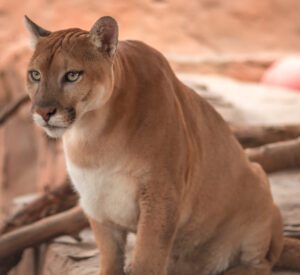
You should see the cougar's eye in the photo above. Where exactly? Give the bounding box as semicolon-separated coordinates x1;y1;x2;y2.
29;70;41;82
64;71;82;83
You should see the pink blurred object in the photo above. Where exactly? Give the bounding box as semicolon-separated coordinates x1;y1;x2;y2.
262;57;300;91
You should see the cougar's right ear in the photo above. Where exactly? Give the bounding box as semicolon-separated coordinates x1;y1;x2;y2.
24;15;51;49
90;16;119;57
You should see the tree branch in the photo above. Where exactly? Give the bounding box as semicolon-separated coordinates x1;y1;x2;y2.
0;206;88;262
245;137;300;173
0;180;77;234
0;95;29;125
231;124;300;148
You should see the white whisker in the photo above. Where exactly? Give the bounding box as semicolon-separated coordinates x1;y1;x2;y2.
48;114;71;127
32;113;46;127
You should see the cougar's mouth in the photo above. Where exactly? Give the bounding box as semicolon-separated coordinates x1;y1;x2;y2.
45;125;68;130
43;124;69;138
33;107;76;138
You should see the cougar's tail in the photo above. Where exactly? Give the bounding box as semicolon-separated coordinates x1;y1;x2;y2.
275;237;300;270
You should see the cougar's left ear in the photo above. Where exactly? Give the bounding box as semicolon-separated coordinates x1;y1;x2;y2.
24;15;51;48
90;16;119;57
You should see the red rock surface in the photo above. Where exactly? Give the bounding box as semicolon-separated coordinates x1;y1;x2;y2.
2;0;300;58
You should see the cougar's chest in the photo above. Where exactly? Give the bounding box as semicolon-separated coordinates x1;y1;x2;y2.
65;158;139;231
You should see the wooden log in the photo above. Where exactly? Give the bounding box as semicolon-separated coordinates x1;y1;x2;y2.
0;94;29;125
231;124;300;148
0;181;78;273
0;206;88;261
0;180;77;234
245;137;300;173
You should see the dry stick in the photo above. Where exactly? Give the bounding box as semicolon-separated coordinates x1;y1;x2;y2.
0;206;88;260
0;95;29;125
0;181;78;273
231;124;300;148
245;137;300;173
0;180;77;235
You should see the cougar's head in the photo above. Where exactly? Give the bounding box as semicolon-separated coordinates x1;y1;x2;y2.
25;16;118;138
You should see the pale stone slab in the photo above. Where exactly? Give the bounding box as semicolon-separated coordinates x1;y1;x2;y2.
179;74;300;125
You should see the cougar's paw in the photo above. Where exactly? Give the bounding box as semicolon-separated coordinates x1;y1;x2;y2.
124;261;132;275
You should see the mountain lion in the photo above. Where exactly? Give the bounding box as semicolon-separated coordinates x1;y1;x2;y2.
25;15;300;275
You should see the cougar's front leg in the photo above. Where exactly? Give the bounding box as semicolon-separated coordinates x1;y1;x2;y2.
88;217;126;275
130;184;179;275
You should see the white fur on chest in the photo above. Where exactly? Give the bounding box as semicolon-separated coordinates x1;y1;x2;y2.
65;158;138;231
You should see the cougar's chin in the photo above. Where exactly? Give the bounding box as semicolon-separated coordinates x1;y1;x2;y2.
44;125;68;138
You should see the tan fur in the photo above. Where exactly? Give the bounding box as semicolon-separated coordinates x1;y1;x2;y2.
25;16;296;275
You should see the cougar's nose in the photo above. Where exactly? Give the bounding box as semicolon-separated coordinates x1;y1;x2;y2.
35;106;57;122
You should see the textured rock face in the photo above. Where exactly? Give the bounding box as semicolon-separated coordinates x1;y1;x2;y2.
2;0;300;56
